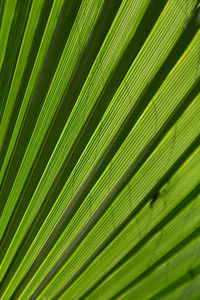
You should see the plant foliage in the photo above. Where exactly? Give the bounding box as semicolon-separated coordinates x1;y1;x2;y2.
0;0;200;299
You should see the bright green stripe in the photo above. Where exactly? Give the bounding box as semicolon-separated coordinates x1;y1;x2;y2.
0;0;63;185
0;0;46;147
0;0;18;71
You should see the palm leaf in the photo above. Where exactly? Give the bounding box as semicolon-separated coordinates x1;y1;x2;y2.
0;0;199;299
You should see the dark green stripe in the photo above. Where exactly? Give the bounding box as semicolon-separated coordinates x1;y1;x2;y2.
0;0;33;123
0;0;54;182
0;0;6;30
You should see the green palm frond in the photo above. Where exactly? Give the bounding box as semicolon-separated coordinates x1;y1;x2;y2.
0;0;199;299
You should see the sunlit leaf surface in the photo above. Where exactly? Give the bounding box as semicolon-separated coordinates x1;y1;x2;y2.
0;0;199;299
